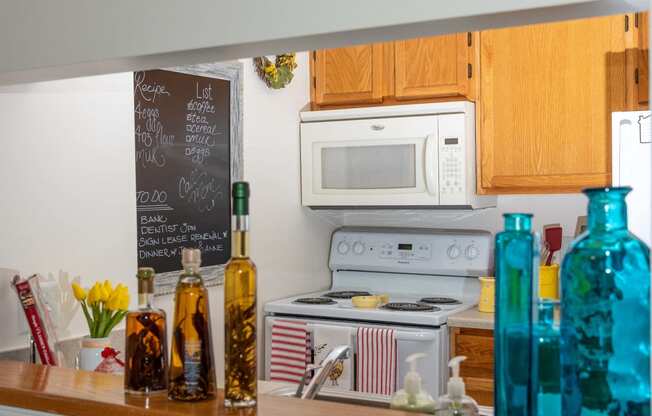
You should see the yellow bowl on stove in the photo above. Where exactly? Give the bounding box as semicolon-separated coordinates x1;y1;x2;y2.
377;294;390;305
352;295;381;309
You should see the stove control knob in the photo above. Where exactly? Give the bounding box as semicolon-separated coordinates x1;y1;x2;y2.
447;244;461;259
465;245;479;260
337;241;350;255
353;241;365;255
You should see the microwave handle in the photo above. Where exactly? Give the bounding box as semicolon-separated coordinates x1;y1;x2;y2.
424;134;438;196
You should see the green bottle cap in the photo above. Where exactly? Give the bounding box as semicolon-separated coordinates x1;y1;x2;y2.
232;181;250;215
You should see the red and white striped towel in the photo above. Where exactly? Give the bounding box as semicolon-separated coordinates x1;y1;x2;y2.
356;327;397;396
269;319;311;384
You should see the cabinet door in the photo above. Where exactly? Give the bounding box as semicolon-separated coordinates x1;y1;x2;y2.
394;34;474;100
478;15;627;194
312;44;384;106
450;327;494;406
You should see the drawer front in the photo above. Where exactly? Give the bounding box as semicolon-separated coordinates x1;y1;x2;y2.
466;376;494;407
454;328;494;379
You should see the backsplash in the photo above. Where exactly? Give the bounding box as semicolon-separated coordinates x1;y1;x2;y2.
311;194;586;236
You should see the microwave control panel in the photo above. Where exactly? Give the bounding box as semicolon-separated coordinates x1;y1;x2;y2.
440;137;463;195
438;113;467;204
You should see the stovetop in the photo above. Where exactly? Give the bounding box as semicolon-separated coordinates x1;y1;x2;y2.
264;228;488;327
264;289;476;327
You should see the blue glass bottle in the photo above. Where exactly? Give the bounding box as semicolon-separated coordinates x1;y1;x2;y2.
560;187;650;415
495;213;536;416
532;300;561;416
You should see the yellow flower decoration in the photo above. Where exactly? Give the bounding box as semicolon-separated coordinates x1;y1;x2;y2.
254;53;297;89
71;279;130;338
71;282;86;301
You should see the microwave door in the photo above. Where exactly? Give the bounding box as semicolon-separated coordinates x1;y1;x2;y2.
301;115;440;207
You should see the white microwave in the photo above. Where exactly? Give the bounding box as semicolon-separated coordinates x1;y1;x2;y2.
300;102;496;209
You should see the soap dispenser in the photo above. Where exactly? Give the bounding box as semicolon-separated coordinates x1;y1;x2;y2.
390;353;437;413
434;356;480;416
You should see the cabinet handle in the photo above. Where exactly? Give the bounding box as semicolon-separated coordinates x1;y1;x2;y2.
370;124;385;131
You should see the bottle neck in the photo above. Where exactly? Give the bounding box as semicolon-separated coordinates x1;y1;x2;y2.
587;194;628;233
137;278;154;308
503;213;533;232
232;215;250;258
138;292;154;309
182;262;201;275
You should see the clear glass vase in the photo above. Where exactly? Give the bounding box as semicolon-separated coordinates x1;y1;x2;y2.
560;187;650;415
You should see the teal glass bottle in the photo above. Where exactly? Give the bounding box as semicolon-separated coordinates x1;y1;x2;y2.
532;299;561;416
495;213;536;416
560;187;650;415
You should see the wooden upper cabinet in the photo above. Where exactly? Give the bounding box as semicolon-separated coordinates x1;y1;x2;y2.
311;44;384;106
394;34;473;100
478;15;627;194
310;34;476;108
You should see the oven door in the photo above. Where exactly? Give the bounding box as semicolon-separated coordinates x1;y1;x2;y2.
300;115;441;207
264;316;447;398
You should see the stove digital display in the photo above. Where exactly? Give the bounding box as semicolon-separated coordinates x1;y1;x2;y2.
398;243;413;251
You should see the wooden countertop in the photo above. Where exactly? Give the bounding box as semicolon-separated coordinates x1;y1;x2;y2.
447;307;494;330
0;361;425;416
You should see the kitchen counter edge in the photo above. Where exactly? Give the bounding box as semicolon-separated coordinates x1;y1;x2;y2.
447;307;494;330
0;361;424;416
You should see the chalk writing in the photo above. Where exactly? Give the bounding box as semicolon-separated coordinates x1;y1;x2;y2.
134;70;231;275
134;71;171;103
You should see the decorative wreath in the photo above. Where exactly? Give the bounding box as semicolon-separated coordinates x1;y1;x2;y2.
253;53;298;89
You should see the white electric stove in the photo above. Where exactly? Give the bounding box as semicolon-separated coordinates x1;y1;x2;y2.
264;227;493;398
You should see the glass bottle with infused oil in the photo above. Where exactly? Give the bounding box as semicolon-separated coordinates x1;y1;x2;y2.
124;267;168;394
168;248;216;401
224;182;257;408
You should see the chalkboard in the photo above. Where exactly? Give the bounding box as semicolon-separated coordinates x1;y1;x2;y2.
133;63;243;294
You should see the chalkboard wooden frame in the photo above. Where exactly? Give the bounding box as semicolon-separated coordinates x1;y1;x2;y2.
150;61;244;296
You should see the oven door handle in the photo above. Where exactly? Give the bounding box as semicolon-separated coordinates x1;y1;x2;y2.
396;330;437;342
424;133;438;196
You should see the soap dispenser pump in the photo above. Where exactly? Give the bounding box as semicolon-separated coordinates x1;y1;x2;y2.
390;353;436;413
435;356;480;416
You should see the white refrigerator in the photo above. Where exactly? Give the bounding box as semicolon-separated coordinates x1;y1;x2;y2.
612;111;651;246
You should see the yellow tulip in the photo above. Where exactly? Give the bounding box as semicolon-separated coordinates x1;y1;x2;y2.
87;283;101;305
99;285;110;303
118;293;130;311
106;292;121;311
103;280;113;296
71;282;87;301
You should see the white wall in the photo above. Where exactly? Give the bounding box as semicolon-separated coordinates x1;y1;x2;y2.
0;54;335;383
0;74;137;350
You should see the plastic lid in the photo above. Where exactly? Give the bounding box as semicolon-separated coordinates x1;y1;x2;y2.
447;356;467;399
